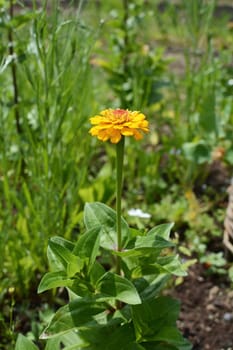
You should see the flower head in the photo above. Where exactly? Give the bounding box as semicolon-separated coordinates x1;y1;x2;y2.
89;108;149;144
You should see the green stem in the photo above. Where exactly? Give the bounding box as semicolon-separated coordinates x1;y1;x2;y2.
8;0;26;178
122;0;129;69
122;0;129;108
8;0;21;136
116;137;125;275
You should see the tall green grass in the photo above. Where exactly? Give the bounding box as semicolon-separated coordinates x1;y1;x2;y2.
0;0;99;297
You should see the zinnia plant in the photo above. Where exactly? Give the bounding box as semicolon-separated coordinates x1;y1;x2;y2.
16;109;191;350
90;108;149;276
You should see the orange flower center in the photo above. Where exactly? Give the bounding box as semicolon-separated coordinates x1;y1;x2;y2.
112;109;130;123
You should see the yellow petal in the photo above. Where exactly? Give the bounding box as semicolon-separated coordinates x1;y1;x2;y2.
132;130;143;140
110;129;121;143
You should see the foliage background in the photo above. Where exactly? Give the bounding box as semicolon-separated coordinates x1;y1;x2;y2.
0;0;232;348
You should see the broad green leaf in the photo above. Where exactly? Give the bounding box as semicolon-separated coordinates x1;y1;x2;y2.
148;326;192;349
182;140;211;165
51;236;75;252
135;274;170;301
157;255;187;276
89;261;106;286
131;264;162;278
15;334;39;350
78;323;140;350
147;223;174;240
112;249;145;258
126;344;145;350
58;330;87;349
104;323;141;350
45;338;62;350
38;271;73;293
73;226;101;270
143;343;178;350
48;236;75;271
84;202;129;249
68;276;95;297
132;296;180;342
132;255;187;278
96;272;141;305
135;234;174;250
40;299;106;339
49;237;84;277
112;234;174;259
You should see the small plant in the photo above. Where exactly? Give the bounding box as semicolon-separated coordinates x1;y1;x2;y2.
16;109;191;349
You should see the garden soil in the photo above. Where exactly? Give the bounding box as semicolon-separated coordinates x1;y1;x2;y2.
171;263;233;350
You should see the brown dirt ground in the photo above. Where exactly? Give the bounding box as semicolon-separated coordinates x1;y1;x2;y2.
172;263;233;350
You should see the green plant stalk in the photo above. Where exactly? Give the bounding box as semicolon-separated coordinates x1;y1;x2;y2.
122;0;129;71
8;0;21;136
8;0;26;177
116;137;125;275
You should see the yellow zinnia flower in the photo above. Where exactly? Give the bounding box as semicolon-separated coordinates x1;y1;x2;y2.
89;108;149;144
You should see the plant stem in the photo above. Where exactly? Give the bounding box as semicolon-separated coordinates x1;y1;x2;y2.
116;137;125;275
8;0;21;135
122;0;129;68
122;0;129;108
8;0;25;177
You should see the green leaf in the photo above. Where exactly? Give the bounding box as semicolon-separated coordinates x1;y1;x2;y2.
96;272;141;305
147;223;174;240
73;226;101;270
131;264;161;278
112;249;144;258
84;202;129;250
55;330;86;349
182;140;211;164
40;299;106;339
148;326;192;349
135;275;170;301
38;271;73;293
132;254;187;279
143;343;178;350
47;237;75;271
132;295;192;348
48;237;84;277
89;261;106;286
78;323;141;350
45;338;62;350
68;276;94;297
157;255;187;276
135;234;174;250
15;334;39;350
113;234;174;259
132;296;180;342
103;323;143;350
